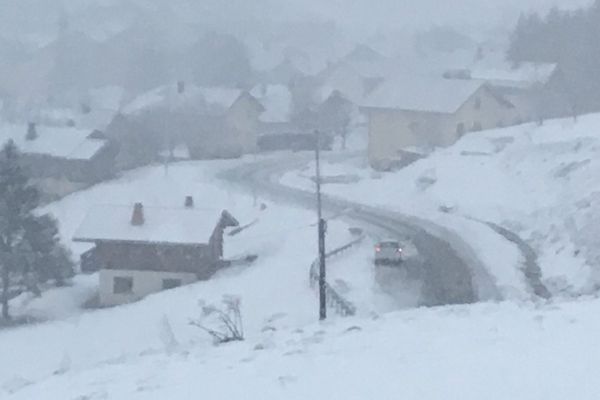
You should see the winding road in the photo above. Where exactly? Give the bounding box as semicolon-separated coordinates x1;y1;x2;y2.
219;152;501;307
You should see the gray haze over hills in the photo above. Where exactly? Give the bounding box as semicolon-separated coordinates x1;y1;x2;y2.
0;0;592;44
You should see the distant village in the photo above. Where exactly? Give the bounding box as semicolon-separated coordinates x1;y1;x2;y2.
0;23;572;307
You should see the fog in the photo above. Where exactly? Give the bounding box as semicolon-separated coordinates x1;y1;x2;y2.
0;0;592;40
2;1;600;398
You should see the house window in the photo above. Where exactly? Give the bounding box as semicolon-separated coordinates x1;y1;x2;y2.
456;123;465;137
113;276;133;294
162;278;182;290
474;97;481;110
471;122;482;132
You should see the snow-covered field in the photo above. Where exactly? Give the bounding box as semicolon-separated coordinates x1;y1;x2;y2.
283;113;600;299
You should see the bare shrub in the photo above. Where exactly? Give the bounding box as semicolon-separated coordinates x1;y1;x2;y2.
190;296;244;344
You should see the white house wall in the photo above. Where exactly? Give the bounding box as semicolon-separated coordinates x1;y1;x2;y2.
367;108;445;168
99;269;198;307
227;97;261;154
367;86;521;168
450;86;522;142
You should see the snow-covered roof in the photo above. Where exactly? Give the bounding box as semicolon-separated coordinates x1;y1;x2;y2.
0;124;107;160
73;204;222;246
468;62;558;89
316;55;396;104
200;87;243;109
362;76;483;114
250;84;292;123
122;84;244;115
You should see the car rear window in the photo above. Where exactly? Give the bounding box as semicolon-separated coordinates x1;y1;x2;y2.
380;241;400;248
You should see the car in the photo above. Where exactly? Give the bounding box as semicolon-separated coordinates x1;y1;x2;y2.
374;240;403;266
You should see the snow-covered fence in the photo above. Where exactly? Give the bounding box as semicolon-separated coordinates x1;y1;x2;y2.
309;235;364;317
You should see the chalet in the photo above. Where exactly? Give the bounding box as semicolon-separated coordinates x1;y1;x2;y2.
0;122;116;198
73;199;239;306
362;76;518;170
116;83;264;162
444;62;570;122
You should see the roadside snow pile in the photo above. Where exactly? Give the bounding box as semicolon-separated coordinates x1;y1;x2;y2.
283;114;600;297
7;296;600;400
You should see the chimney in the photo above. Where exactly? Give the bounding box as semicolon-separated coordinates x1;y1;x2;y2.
177;81;185;94
26;122;37;141
131;203;145;226
184;195;194;208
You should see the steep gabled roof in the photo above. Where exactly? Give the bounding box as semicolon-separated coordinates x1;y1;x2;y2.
73;205;230;246
362;75;484;114
122;84;246;116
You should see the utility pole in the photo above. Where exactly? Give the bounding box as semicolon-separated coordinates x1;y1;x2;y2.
315;130;327;320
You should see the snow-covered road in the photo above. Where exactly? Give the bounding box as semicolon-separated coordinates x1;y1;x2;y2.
218;151;499;306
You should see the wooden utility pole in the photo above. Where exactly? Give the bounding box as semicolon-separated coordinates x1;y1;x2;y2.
315;130;327;320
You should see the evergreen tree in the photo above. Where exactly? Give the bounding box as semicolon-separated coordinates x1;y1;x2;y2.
0;141;73;320
20;215;74;290
26;122;37;141
0;140;39;319
317;91;353;149
507;2;600;113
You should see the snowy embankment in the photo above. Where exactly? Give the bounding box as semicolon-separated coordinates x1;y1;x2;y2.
283;114;600;298
8;295;600;400
1;158;369;392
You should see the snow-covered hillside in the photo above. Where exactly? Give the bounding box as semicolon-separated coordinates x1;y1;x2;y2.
1;157;404;395
284;113;600;298
5;115;600;399
7;293;600;399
